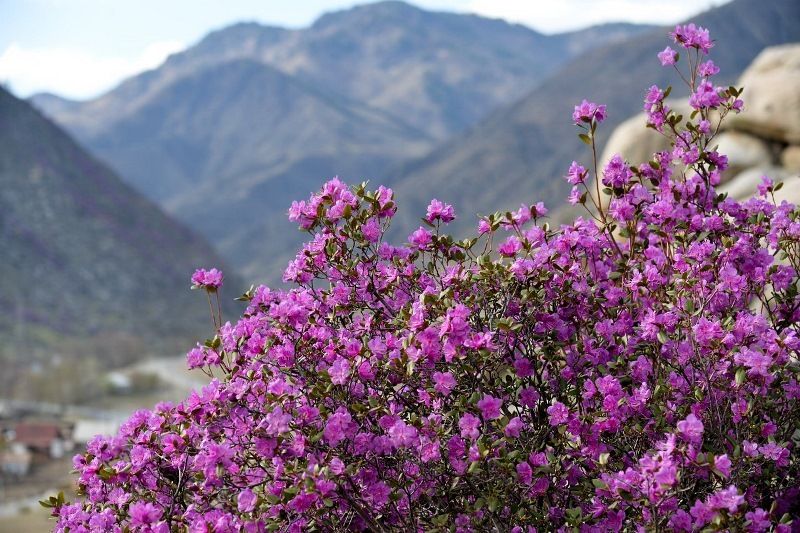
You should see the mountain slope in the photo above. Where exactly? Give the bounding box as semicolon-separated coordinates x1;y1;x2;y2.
26;1;654;281
0;87;236;356
33;2;653;143
77;59;432;279
388;0;800;237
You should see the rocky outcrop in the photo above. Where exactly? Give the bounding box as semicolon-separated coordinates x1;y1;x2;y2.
714;131;773;175
726;44;800;144
600;43;800;203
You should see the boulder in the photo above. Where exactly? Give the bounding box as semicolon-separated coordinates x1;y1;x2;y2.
781;145;800;172
599;100;693;168
714;131;773;177
600;112;669;168
727;44;800;143
717;165;796;201
772;174;800;206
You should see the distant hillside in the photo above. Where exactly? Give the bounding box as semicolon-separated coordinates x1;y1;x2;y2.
49;59;432;280
388;0;800;238
0;87;238;360
29;1;652;281
33;2;652;142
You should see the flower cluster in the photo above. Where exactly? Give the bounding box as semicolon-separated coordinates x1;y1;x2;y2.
572;99;606;125
190;268;223;290
53;27;799;532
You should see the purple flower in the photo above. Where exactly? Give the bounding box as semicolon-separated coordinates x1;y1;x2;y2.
129;501;162;527
328;357;350;385
572;99;607;125
565;161;587;185
689;80;722;109
191;267;223;290
324;411;353;446
713;454;732;478
409;226;433;249
658;46;677;65
677;413;704;444
433;371;456;396
602;154;632;188
459;413;481;439
476;395;503;420
237;489;257;513
757;175;774;196
504;417;523;438
547;402;569;426
698;59;719;77
516;461;533;484
425;199;456;223
498;236;522;257
707;485;744;513
388;420;418;448
671;23;713;53
361;217;381;242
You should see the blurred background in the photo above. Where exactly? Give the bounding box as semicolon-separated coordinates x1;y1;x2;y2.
1;0;798;530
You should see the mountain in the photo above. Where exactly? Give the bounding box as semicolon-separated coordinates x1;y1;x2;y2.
388;0;800;238
52;59;432;280
33;3;653;143
29;1;652;281
0;87;238;364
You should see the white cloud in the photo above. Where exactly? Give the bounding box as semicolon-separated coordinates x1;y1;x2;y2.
467;0;726;33
0;40;186;100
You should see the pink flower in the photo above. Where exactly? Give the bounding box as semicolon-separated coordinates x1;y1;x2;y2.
477;395;503;420
129;501;162;527
565;161;587;185
237;489;257;513
572;99;607;125
388;420;418;448
698;59;719;77
433;371;456;395
547;402;569;425
191;267;223;290
425;199;456;223
409;226;433;249
658;46;677;65
689;80;722;109
757;175;773;196
504;417;523;438
713;454;732;478
671;23;713;54
328;357;350;385
459;413;481;439
498;236;522;257
361;217;381;242
677;413;704;444
324;411;353;446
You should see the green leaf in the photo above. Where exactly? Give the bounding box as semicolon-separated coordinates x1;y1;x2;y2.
578;133;592;145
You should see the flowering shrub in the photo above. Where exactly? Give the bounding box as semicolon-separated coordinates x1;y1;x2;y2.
53;25;800;532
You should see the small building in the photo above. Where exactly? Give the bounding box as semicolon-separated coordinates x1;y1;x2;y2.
11;421;71;459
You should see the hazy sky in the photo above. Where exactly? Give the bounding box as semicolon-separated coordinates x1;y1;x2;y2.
0;0;729;99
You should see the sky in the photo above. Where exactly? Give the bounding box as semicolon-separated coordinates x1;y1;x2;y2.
0;0;729;100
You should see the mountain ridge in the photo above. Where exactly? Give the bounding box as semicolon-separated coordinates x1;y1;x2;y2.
27;1;655;282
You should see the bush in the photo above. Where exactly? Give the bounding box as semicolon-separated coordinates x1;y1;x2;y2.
53;25;799;532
